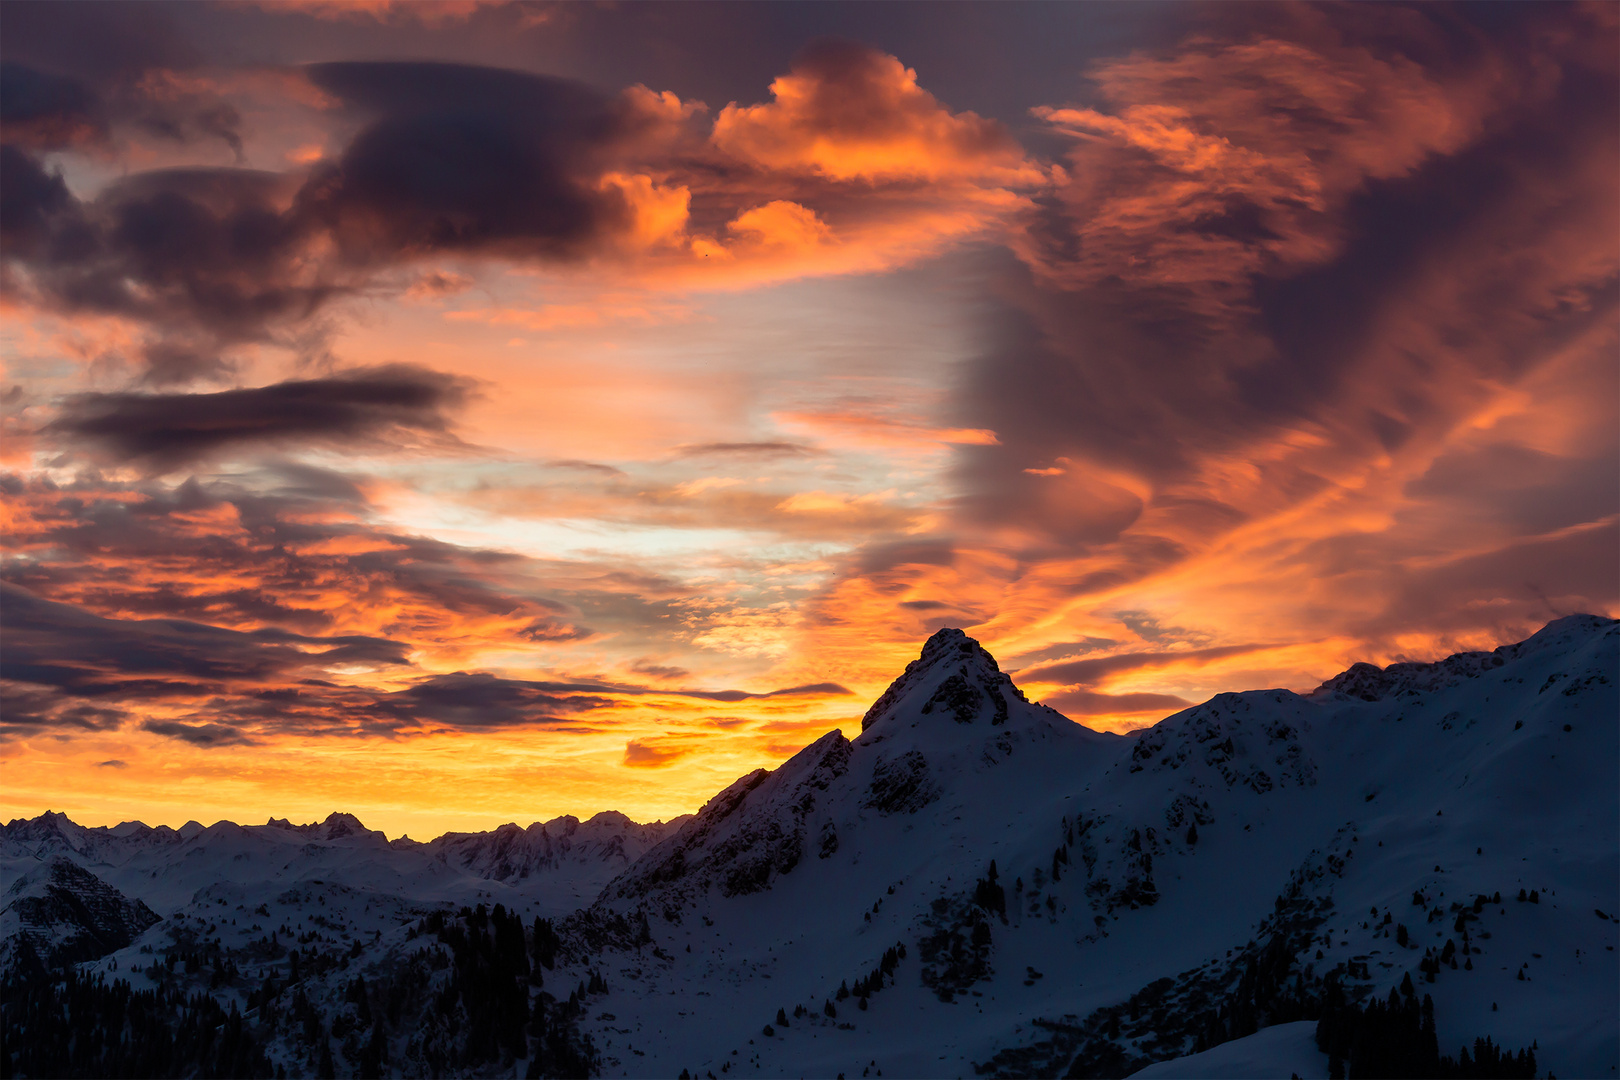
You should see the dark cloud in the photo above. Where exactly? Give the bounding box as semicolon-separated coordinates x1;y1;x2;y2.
0;682;126;738
519;618;597;643
1406;441;1620;539
911;1;1620;661
1006;638;1120;666
675;441;822;459
1342;519;1620;643
298;61;632;264
631;661;690;681
0;582;608;739
674;682;851;703
47;364;473;468
0;3;199;85
254;461;372;504
952;13;1521;516
96;759;128;768
546;459;626;476
0;61;653;381
1042;687;1191;718
2;160;332;381
1;5;243;157
0;62;104;149
379;672;616;730
1017;644;1269;687
855;540;955;575
347;670;846;733
1115;611;1211;647
0;144;74;256
140;719;257;747
0;581;412;702
0;473;590;641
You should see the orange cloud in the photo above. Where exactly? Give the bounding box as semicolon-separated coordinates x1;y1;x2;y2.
773;407;999;453
1022;34;1500;318
623;737;692;768
712;41;1042;186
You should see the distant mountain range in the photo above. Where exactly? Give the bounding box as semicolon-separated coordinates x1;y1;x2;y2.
4;614;1615;1079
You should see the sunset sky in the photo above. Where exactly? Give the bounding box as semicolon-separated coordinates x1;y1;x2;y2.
2;1;1615;840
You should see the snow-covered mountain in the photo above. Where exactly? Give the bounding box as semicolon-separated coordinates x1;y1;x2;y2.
0;856;160;970
3;615;1615;1080
537;615;1614;1080
1;809;686;919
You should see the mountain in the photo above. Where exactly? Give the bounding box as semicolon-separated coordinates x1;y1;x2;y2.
571;615;1616;1079
606;628;1117;907
0;857;160;970
0;808;686;919
1;615;1614;1080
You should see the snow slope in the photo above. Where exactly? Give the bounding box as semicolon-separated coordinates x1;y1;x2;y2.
4;615;1614;1079
1125;1020;1326;1079
563;616;1616;1079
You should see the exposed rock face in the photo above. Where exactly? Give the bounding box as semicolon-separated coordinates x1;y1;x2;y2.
605;730;853;903
427;812;680;883
865;749;939;814
1310;614;1617;701
860;628;1029;734
1;858;161;968
1124;691;1318;793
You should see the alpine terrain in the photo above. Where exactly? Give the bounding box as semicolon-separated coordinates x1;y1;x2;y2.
4;615;1616;1079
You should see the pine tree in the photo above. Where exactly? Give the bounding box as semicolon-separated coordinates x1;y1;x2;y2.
531;916;559;970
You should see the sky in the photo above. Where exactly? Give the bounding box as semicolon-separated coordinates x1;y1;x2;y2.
1;0;1615;840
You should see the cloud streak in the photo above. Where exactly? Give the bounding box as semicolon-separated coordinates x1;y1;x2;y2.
47;364;473;467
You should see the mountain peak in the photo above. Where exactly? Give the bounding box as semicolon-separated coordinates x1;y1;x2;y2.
858;627;1041;739
921;626;995;664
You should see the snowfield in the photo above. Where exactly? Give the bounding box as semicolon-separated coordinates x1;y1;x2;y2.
4;615;1616;1079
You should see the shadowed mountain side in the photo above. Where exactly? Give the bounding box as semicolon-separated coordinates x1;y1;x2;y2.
1;616;1614;1080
